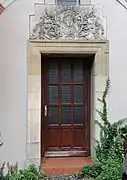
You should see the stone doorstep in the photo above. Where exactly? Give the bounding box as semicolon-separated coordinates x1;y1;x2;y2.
42;157;93;176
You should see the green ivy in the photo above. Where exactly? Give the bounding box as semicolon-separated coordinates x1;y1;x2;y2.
79;78;127;180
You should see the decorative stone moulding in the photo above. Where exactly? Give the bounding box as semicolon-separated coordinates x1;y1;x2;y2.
29;5;106;40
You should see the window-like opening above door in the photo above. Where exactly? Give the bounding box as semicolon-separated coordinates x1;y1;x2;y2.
56;0;91;5
57;0;77;5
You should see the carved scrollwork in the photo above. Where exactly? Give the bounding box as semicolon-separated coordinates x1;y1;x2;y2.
30;5;106;40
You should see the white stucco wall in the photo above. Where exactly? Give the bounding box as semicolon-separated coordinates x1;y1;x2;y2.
0;0;34;167
0;0;127;167
92;0;127;122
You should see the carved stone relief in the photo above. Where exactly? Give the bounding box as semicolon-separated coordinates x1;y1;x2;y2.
29;5;106;40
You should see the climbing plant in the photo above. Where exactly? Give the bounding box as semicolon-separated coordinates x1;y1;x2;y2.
79;78;127;180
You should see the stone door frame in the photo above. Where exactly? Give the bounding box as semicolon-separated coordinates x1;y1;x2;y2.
27;40;109;166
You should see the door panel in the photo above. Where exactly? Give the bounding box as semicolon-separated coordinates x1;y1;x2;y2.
74;85;83;103
73;107;84;124
74;61;83;82
48;128;59;147
48;106;58;124
73;128;84;146
42;57;91;156
61;128;72;147
61;107;71;124
49;86;58;104
61;85;71;104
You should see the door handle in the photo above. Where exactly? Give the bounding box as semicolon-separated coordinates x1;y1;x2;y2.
44;105;47;116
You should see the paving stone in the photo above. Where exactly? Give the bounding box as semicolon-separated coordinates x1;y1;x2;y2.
47;175;93;180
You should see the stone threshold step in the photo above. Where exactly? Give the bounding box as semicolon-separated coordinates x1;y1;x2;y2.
42;157;93;175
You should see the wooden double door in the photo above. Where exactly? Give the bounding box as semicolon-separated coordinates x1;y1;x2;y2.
42;56;92;157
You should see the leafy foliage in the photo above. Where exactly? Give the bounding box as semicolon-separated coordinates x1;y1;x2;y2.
0;163;47;180
79;78;127;180
95;156;122;180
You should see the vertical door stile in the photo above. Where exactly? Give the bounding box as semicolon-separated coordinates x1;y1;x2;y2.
71;61;74;148
58;61;61;148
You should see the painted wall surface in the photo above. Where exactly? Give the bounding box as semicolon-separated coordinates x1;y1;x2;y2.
0;0;127;167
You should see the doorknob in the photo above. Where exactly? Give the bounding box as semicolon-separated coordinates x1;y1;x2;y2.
44;105;47;116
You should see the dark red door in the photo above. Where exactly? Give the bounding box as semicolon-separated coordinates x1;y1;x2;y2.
42;56;91;157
